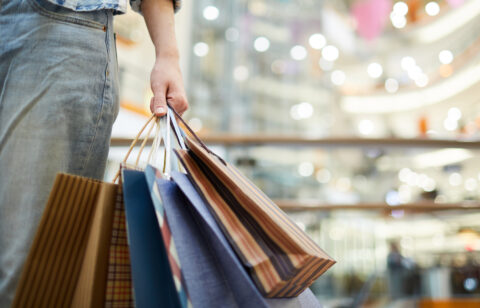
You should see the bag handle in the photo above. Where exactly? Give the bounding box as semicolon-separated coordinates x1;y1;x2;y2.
112;114;162;183
146;110;176;177
112;102;226;182
167;102;227;165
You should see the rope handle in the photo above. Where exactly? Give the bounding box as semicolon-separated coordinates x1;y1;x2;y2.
112;114;156;183
112;102;226;183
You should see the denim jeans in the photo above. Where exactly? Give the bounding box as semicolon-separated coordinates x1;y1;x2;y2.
0;0;119;305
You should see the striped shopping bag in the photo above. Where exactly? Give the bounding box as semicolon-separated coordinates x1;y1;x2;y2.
12;174;134;308
144;167;192;308
174;132;336;298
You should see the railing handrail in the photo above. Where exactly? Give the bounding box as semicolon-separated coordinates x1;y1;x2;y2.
110;135;480;149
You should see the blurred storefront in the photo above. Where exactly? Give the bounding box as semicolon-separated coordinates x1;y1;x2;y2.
109;0;480;306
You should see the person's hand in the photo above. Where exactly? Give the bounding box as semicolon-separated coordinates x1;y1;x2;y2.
149;56;188;116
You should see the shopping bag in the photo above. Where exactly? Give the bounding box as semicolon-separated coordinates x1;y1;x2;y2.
122;169;190;308
145;165;269;307
169;107;335;298
12;174;132;308
12;115;160;308
103;182;135;308
170;170;321;308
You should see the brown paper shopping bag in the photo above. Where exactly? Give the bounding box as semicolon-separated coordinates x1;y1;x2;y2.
169;106;335;298
12;115;159;308
11;174;127;308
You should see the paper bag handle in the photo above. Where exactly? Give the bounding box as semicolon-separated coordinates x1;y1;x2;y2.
112;114;158;183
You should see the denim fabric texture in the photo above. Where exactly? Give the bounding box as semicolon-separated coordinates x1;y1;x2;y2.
0;0;119;305
171;171;322;308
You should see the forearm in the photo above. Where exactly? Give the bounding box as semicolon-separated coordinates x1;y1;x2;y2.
141;0;188;116
141;0;179;60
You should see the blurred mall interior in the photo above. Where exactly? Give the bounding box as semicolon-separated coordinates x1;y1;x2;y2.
108;0;480;307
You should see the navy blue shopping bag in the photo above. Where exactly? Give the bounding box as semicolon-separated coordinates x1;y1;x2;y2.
144;165;321;308
144;165;268;308
122;169;182;308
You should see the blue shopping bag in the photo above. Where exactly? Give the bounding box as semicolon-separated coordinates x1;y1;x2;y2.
144;165;267;307
145;164;321;308
122;169;183;308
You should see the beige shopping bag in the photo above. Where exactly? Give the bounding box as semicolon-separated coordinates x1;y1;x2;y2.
12;174;125;308
12;115;160;308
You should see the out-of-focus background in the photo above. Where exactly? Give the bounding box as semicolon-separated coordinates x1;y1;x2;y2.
108;0;480;307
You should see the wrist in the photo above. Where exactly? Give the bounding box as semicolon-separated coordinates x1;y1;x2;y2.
155;48;180;60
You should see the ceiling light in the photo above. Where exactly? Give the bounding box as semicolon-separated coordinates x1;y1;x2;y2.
309;33;326;50
386;190;401;206
390;12;407;28
254;37;270;52
322;45;339;62
290;102;314;120
393;1;409;15
439;50;453;64
425;2;440;16
297;102;314;119
193;42;209;57
331;70;346;86
408;66;423;80
415;74;429;87
401;56;416;71
399;168;413;183
367;62;383;78
316;169;331;184
358;119;374;135
443;118;458;131
385;78;399;93
203;6;219;20
448;107;462;120
290;45;307;60
298;162;314;177
449;172;462;186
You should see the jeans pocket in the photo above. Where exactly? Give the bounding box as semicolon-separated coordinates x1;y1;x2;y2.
27;0;106;30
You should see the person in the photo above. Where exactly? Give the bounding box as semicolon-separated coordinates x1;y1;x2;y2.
0;0;188;305
387;241;406;300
